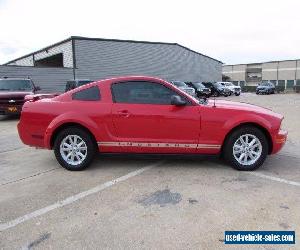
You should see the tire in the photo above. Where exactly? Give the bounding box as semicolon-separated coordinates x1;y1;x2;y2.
212;91;219;97
235;93;240;96
223;126;268;171
54;127;97;171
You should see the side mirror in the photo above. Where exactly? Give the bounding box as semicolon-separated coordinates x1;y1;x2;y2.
171;95;187;106
34;86;41;91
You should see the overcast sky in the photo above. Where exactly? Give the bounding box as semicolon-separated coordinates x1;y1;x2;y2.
0;0;300;65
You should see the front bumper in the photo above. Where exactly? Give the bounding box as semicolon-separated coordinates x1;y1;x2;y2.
221;90;231;96
256;88;268;93
198;90;211;96
271;129;288;154
0;104;23;115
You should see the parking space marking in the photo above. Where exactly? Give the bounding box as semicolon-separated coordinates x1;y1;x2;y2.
1;167;60;186
0;161;163;232
248;172;300;187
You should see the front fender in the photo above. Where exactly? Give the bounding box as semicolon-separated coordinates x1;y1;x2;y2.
221;113;274;146
44;112;99;149
223;113;272;132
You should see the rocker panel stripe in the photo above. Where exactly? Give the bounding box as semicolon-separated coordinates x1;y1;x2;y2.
97;141;221;149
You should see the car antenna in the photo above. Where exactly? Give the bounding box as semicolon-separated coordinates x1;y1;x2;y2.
213;97;216;108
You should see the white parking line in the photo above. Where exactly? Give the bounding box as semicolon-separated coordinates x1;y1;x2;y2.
0;161;162;232
248;172;300;187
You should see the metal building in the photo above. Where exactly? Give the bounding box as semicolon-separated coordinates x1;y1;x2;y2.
0;36;222;92
223;60;300;89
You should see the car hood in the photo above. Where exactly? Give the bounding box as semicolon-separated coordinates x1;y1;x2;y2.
257;86;267;89
179;87;194;91
198;87;210;91
0;91;33;99
207;99;282;119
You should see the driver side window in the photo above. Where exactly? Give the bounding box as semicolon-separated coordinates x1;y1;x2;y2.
111;81;191;105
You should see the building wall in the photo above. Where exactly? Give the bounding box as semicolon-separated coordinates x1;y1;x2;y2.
262;62;277;81
7;41;73;68
222;65;246;82
223;60;300;88
74;39;222;82
0;65;73;92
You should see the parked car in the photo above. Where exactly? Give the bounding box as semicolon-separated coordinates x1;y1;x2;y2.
202;82;231;97
170;81;196;97
18;76;287;171
0;78;41;115
256;82;275;95
65;79;93;92
185;82;211;98
218;82;241;96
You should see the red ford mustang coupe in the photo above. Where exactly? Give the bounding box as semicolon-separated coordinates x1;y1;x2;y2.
17;76;287;171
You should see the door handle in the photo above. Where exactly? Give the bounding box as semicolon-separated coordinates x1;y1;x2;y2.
117;110;130;118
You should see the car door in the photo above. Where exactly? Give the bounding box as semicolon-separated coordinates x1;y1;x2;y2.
108;80;200;153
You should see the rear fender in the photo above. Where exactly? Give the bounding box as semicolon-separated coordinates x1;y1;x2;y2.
44;112;99;149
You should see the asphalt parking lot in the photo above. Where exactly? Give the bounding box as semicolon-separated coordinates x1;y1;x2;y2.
0;93;299;249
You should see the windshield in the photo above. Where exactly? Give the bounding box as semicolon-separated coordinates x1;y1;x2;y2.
225;82;234;86
260;82;272;86
0;79;33;91
172;81;187;87
213;82;223;88
193;82;205;88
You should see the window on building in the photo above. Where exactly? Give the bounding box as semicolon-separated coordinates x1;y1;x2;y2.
111;81;190;105
239;81;245;87
34;53;64;67
297;80;300;86
287;80;295;88
278;80;285;86
270;80;277;85
72;86;100;101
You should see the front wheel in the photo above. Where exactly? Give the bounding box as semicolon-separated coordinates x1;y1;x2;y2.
212;91;220;97
54;127;96;171
223;126;268;171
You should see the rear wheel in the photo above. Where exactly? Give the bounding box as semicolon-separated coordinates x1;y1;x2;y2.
223;126;268;171
54;127;96;171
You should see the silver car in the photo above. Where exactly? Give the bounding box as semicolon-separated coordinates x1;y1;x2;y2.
170;81;196;97
218;82;241;96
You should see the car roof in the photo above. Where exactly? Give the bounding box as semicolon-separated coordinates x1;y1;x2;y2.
101;75;170;83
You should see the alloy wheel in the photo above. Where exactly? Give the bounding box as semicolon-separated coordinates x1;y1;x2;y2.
233;134;262;166
60;135;88;166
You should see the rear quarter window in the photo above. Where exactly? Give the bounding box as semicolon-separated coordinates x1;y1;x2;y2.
72;86;100;101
